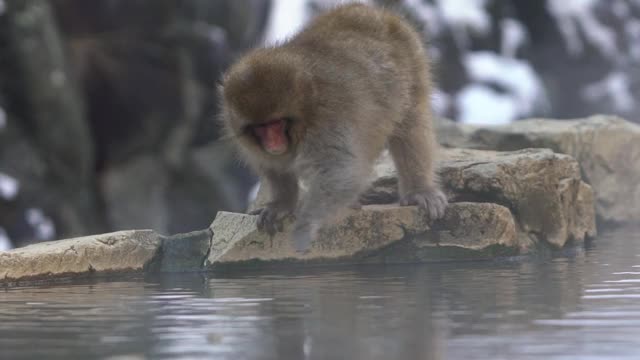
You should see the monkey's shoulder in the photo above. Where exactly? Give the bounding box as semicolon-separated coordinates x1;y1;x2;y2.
295;4;411;42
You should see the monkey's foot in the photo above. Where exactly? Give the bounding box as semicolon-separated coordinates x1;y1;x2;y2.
249;205;292;235
400;188;448;220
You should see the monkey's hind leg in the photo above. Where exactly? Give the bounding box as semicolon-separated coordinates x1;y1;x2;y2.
389;109;447;220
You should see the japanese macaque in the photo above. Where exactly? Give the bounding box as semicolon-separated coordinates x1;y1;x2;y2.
220;3;447;252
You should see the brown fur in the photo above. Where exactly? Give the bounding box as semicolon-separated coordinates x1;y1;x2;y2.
221;3;447;251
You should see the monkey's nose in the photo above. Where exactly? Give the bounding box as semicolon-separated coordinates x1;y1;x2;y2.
255;119;288;155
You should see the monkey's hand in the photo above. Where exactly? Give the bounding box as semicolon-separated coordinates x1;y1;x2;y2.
400;187;448;220
249;202;294;235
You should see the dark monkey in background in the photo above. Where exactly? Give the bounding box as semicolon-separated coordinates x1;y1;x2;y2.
221;3;447;252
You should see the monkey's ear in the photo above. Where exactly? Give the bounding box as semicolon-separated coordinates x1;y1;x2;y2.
217;83;225;97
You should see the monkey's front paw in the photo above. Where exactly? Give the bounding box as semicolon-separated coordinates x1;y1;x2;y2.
400;188;448;220
249;205;292;235
291;222;319;254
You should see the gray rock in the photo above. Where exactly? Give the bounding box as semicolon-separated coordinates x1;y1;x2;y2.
207;202;518;266
437;116;640;225
259;148;596;250
209;207;428;264
160;229;212;273
256;149;596;248
0;147;597;284
0;201;518;283
0;230;162;283
208;205;430;263
441;148;596;248
434;117;476;149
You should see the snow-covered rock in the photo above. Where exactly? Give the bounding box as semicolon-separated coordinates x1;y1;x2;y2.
0;173;19;201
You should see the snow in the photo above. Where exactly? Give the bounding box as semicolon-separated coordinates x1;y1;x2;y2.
25;208;56;241
546;0;618;59
405;0;442;36
583;72;634;113
264;0;310;44
436;0;490;34
264;0;374;44
464;51;546;120
0;172;19;200
501;18;527;57
404;0;492;47
457;84;518;125
0;227;11;252
435;0;490;49
0;107;6;130
206;26;226;45
313;0;370;8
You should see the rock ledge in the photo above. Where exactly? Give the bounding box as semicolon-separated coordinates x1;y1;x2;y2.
0;147;597;285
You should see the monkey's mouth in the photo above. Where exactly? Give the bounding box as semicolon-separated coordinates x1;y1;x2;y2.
252;118;290;155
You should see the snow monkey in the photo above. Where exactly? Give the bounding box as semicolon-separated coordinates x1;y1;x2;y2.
220;3;447;252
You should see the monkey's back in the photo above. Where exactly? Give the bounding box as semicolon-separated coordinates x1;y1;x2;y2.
286;4;432;142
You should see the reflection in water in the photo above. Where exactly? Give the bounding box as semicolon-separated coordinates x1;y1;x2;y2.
1;228;640;359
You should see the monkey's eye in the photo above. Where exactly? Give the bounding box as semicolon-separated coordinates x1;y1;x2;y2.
282;117;294;138
241;125;253;135
242;125;260;142
282;116;294;129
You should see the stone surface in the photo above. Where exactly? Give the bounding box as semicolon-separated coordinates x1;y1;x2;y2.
436;115;640;225
0;202;519;283
0;146;599;284
0;230;162;283
441;148;596;248
160;229;212;273
362;203;519;263
343;148;596;249
434;117;476;149
427;202;518;250
208;205;429;263
207;202;518;266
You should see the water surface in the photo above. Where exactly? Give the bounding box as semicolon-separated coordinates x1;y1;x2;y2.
2;228;640;359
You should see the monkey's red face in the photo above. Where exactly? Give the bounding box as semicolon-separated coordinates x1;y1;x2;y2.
249;118;290;155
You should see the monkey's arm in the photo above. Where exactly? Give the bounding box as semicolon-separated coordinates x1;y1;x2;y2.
292;134;370;252
250;170;299;234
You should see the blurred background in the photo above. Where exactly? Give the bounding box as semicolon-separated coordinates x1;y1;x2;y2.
0;0;638;250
